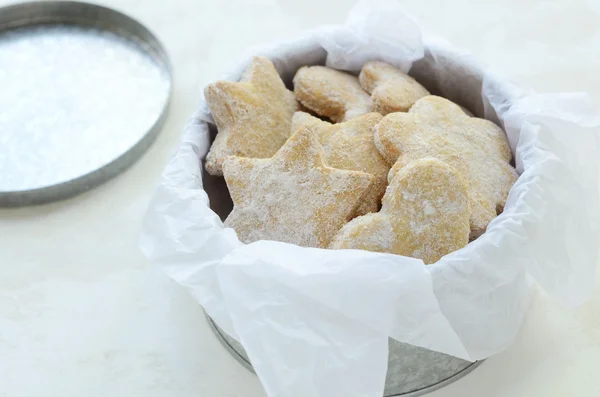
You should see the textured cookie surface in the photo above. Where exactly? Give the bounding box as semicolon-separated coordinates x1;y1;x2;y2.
330;158;470;264
204;56;298;175
291;111;388;215
223;127;375;248
375;95;518;238
293;66;372;123
359;61;430;115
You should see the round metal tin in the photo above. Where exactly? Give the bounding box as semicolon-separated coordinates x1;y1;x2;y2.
0;1;172;206
206;315;482;396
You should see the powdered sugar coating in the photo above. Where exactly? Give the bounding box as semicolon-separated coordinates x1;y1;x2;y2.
330;158;470;264
291;111;388;215
359;61;430;115
293;66;372;123
204;56;298;176
223;127;375;248
375;95;517;238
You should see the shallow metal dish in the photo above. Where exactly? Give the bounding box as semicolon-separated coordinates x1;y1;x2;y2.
207;315;482;397
0;1;172;206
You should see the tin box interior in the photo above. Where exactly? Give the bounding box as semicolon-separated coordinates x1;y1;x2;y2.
201;43;497;396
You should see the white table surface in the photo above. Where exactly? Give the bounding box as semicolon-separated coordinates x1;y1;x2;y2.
2;0;600;396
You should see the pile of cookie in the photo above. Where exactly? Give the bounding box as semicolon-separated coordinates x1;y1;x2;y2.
204;56;517;264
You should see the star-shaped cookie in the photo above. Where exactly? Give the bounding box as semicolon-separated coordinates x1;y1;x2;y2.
374;95;518;238
204;56;298;176
293;66;372;122
222;127;376;248
330;158;470;264
291;111;389;215
359;61;430;115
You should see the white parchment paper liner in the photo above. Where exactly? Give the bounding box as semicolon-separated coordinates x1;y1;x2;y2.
140;1;600;395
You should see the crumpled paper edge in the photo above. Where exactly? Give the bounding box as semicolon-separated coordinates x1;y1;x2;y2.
139;1;600;395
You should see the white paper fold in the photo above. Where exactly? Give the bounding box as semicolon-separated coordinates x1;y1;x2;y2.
139;1;600;395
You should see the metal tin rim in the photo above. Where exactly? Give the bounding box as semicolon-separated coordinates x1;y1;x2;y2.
206;315;483;397
0;1;173;207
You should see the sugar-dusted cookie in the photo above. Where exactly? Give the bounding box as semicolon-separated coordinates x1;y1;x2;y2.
204;56;298;176
374;95;518;238
293;66;372;123
359;61;429;115
330;158;470;264
222;127;375;248
291;111;388;215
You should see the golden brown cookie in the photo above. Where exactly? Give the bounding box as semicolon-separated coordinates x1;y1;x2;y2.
293;66;372;123
204;56;298;176
291;111;388;215
222;127;375;248
359;61;429;115
374;95;518;238
330;158;470;264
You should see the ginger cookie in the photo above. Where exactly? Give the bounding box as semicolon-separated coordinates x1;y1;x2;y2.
359;61;430;115
291;111;388;215
222;127;375;248
204;56;298;176
374;95;518;238
330;158;470;264
293;65;372;123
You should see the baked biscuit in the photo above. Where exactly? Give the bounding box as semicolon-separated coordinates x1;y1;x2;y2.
223;127;375;248
359;61;429;115
330;158;470;264
291;111;388;215
204;56;298;176
293;66;372;122
375;95;517;238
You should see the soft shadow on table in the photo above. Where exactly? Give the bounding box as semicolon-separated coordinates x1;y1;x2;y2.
428;286;588;397
0;192;94;220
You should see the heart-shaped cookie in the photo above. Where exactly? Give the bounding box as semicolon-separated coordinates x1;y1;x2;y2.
330;158;470;264
375;95;517;238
